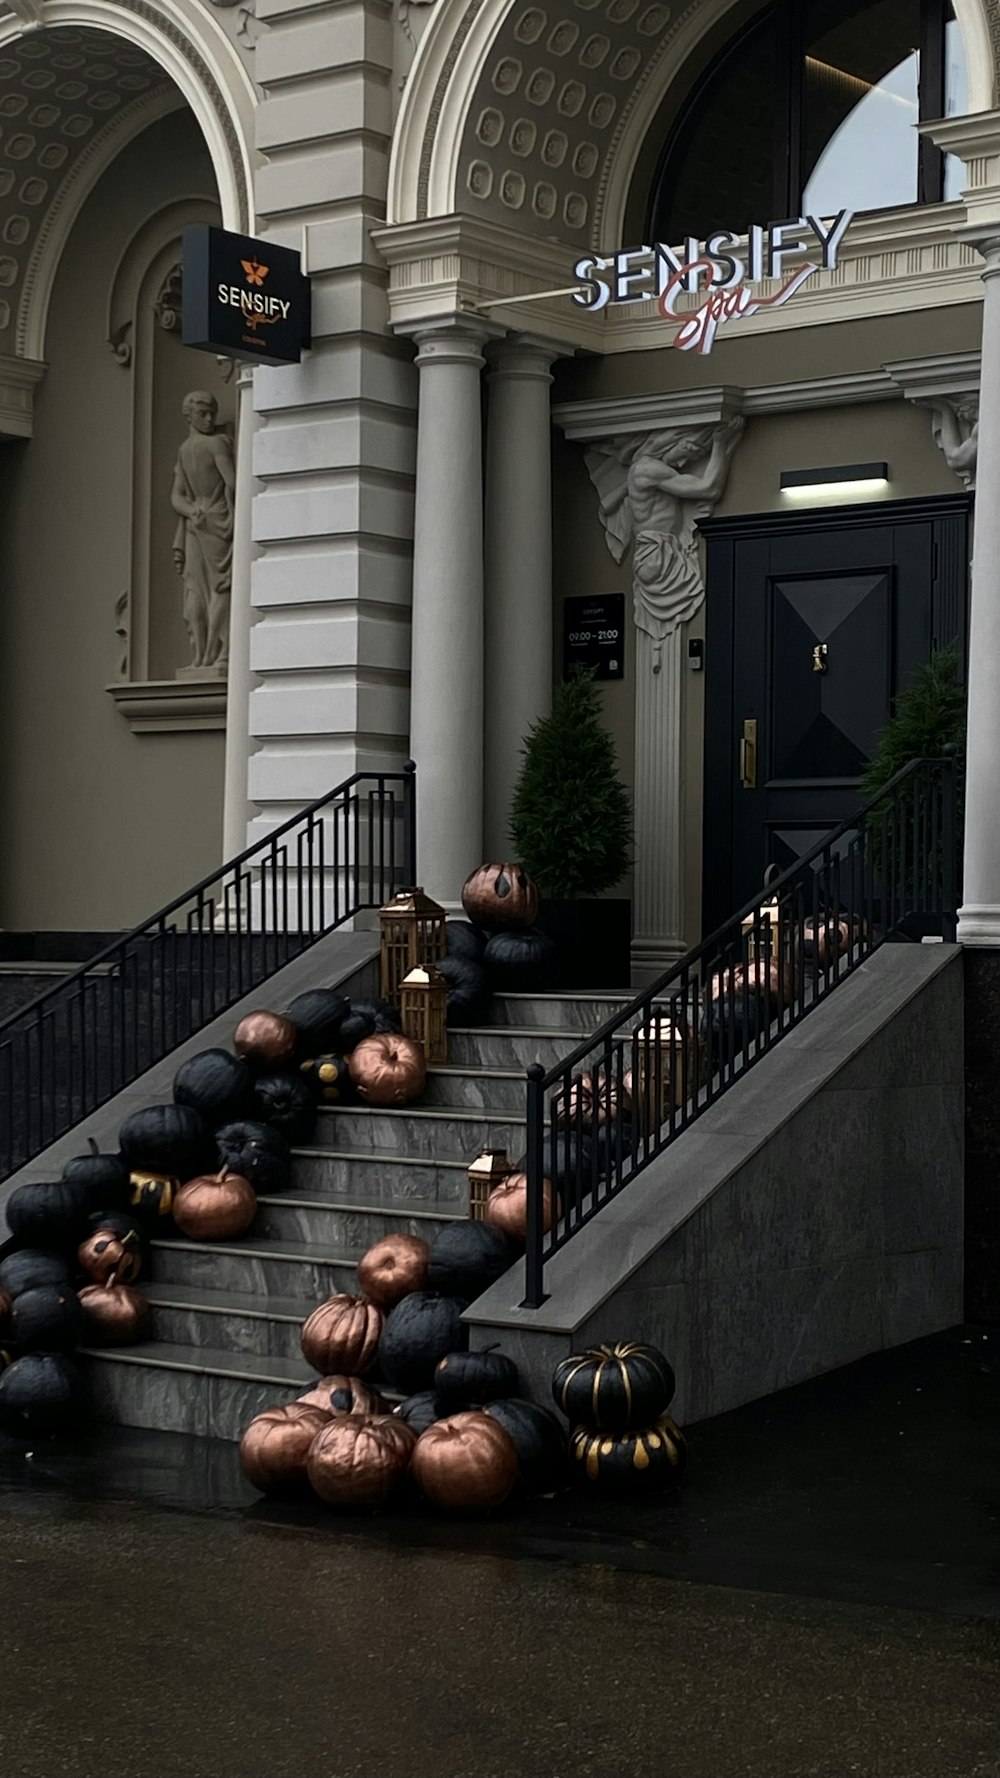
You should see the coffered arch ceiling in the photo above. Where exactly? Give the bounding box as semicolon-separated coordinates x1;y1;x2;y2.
389;0;997;245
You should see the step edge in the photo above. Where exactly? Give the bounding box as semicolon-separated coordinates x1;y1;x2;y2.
143;1285;305;1324
150;1237;359;1265
256;1194;466;1221
291;1148;471;1169
79;1345;310;1388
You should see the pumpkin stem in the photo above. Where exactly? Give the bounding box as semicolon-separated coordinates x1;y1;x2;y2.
88;1137;100;1157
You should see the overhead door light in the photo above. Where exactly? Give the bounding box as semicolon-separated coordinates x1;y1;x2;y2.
780;461;889;498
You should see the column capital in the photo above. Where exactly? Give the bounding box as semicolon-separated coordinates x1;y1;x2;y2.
486;335;558;382
407;314;503;370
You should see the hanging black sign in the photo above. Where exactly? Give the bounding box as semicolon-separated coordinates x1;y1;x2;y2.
181;225;311;366
563;594;625;681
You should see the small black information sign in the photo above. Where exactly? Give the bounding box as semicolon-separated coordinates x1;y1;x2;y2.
182;225;311;366
563;594;625;681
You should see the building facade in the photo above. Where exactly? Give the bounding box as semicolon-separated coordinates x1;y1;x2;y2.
1;0;998;981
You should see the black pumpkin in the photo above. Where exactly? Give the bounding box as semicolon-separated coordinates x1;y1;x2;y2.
61;1140;131;1211
118;1104;213;1180
299;1053;352;1105
427;1221;519;1301
0;1352;90;1436
5;1179;91;1249
83;1209;144;1244
173;1049;253;1126
394;1391;442;1435
215;1121;291;1191
569;1414;687;1493
445;921;485;961
285;989;350;1057
252;1073;317;1144
702;988;765;1064
128;1172;179;1224
485;1397;567;1495
338;998;403;1052
378;1291;469;1394
552;1343;675;1432
433;1347;520;1414
436;954;492;1028
483;927;557;992
515;1132;594;1202
0;1249;72;1298
11;1285;85;1354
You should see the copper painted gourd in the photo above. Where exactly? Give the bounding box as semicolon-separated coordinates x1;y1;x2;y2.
569;1414;687;1493
77;1269;151;1346
240;1403;330;1493
306;1413;416;1508
349;1034;427;1106
411;1411;519;1510
461;864;539;931
77;1224;142;1286
356;1233;430;1310
296;1374;388;1417
172;1169;257;1242
233;1010;297;1069
300;1293;383;1376
484;1172;556;1242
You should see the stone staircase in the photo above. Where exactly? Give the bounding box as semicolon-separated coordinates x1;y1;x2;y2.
81;990;631;1440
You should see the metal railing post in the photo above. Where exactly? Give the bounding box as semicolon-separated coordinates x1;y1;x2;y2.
522;1063;547;1308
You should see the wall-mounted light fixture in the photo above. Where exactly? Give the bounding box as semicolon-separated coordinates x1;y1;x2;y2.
780;461;889;499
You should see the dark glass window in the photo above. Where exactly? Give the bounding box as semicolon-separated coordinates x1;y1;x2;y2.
649;0;965;245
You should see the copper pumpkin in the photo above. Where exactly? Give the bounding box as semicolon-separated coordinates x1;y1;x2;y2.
77;1225;142;1286
77;1277;151;1346
296;1374;388;1417
484;1172;557;1242
349;1034;427;1107
411;1410;519;1510
240;1402;330;1493
300;1293;383;1376
356;1233;430;1310
233;1010;297;1068
306;1413;417;1508
172;1169;256;1242
461;864;539;931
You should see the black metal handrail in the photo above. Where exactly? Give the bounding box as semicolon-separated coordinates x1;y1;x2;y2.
0;764;416;1181
522;755;958;1307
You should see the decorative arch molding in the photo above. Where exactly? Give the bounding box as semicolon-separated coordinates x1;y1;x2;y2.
105;193;218;365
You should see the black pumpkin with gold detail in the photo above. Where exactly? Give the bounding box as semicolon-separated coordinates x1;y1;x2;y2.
552;1342;675;1432
569;1415;686;1493
129;1170;179;1223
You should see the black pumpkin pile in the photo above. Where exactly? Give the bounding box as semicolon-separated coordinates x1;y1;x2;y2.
553;1341;687;1495
435;861;557;1031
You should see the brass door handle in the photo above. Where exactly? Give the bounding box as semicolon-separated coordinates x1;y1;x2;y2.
740;718;758;790
812;644;828;673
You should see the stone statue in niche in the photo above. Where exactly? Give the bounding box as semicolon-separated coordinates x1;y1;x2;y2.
926;396;978;488
170;391;235;676
586;417;744;671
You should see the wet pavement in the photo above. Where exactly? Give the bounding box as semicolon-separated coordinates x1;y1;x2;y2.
2;1326;1000;1776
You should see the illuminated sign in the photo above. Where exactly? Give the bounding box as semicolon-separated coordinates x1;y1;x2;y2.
572;211;853;355
182;225;311;365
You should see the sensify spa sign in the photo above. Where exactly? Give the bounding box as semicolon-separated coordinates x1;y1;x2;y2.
571;210;853;355
182;225;311;365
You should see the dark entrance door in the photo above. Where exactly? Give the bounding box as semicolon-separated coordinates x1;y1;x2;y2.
700;495;970;933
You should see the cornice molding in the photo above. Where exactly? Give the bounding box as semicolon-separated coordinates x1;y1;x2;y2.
107;678;228;732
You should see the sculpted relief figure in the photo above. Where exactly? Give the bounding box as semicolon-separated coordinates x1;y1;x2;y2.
926;396;978;489
586;417;744;670
171;391;235;672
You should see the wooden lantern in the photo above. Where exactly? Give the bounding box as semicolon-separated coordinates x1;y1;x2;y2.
629;1017;704;1135
400;966;448;1066
466;1147;512;1221
379;887;447;1006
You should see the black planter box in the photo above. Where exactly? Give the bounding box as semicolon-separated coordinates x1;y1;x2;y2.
535;899;632;991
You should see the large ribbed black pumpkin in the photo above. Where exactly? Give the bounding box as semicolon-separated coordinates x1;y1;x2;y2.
445;921;485;961
0;1249;72;1298
0;1352;90;1436
552;1343;675;1432
569;1415;686;1493
378;1291;469;1394
173;1049;253;1126
483;928;557;993
5;1179;91;1249
394;1391;442;1435
433;1348;519;1414
338;999;403;1052
427;1221;519;1301
485;1397;567;1495
436;954;492;1028
61;1141;131;1211
515;1133;594;1203
252;1073;317;1145
11;1285;85;1354
285;989;350;1057
118;1104;212;1180
215;1121;291;1191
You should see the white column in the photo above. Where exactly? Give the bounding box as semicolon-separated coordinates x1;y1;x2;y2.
410;324;488;903
959;235;1000;945
632;628;686;983
223;365;256;861
483;338;555;857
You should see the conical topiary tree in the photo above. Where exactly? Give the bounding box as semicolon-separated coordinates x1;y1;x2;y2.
509;670;632;898
860;644;966;801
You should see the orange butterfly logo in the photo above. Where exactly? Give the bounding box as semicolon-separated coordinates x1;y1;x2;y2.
241;258;269;287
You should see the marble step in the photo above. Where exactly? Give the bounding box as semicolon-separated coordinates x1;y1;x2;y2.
444;1028;582;1070
486;992;634;1029
144;1281;309;1364
291;1148;473;1207
313;1104;526;1159
150;1234;358;1302
423;1066;527;1113
81;1340;311;1441
252;1191;463;1251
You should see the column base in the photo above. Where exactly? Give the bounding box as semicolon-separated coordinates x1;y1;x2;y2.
957;904;1000;945
630;934;688;988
